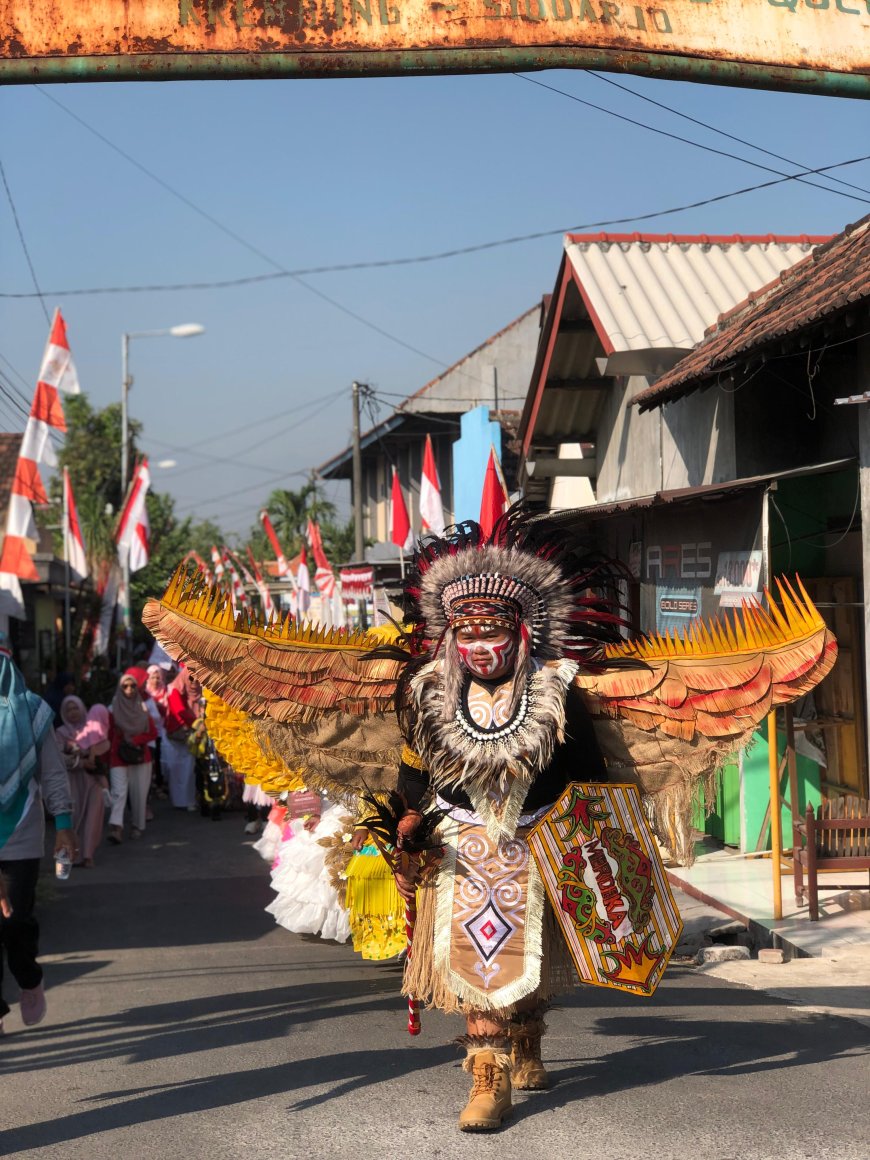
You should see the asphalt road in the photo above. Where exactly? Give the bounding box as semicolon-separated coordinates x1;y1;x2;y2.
1;800;868;1160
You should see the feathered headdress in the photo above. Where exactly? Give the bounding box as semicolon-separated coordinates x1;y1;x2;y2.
397;504;632;729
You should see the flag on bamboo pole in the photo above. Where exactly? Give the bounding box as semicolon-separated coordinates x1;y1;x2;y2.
419;434;445;536
210;545;225;581
390;467;413;552
258;510;294;581
245;546;275;618
116;459;151;574
182;550;213;584
297;544;311;616
307;519;336;598
221;547;250;610
92;564;121;658
478;445;509;539
37;308;81;398
0;321;76;616
63;467;88;581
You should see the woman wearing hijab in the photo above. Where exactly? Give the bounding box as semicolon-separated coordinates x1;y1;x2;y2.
164;667;203;812
55;696;110;868
0;633;74;1033
107;671;157;844
144;665;169;798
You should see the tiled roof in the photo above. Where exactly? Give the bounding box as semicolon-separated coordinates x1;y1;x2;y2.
632;215;870;411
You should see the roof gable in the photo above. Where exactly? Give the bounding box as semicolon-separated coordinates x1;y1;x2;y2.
565;232;827;366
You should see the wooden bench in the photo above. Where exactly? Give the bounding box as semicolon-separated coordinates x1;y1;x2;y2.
793;795;870;921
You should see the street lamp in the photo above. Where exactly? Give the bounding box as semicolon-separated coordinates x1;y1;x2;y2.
119;323;204;660
121;323;205;491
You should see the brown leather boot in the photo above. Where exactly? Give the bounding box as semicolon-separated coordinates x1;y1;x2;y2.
458;1042;512;1131
509;1014;549;1090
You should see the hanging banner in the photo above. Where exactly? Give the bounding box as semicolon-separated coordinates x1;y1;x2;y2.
1;1;868;97
340;565;374;598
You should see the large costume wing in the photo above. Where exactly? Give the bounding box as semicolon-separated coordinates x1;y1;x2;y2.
573;578;837;864
143;565;407;800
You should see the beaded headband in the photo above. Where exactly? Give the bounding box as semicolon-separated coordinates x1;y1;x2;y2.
440;572;546;642
448;595;521;633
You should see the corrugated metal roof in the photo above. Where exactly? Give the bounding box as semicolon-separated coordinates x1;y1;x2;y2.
565;233;827;357
632;215;870;412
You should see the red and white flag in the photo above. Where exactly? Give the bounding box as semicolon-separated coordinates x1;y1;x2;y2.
390;468;414;553
210;545;225;581
259;510;295;581
0;321;74;617
63;468;88;581
116;459;151;574
92;564;121;657
419;434;445;537
478;445;509;539
182;550;213;584
307;519;336;599
222;548;250;611
246;546;275;619
37;309;81;398
297;544;311;616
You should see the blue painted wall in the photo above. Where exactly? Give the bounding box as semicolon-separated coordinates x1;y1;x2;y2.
452;405;502;526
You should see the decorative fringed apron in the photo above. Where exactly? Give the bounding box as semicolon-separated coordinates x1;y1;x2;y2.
403;807;576;1016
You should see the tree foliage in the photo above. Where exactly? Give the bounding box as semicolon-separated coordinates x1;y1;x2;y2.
45;393;226;653
247;482;343;562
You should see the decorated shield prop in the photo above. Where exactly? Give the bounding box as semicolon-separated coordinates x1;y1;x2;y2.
528;783;682;997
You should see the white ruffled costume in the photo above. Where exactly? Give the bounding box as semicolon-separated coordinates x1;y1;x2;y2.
265;802;351;943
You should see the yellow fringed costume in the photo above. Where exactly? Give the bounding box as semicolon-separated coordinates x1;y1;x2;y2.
345;843;406;960
204;688;305;796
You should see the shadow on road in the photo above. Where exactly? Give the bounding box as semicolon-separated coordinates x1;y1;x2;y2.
511;1000;870;1126
1;1039;456;1153
4;976;869;1151
0;976;408;1076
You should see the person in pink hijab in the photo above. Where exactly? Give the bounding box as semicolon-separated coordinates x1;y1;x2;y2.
163;667;203;811
55;696;109;868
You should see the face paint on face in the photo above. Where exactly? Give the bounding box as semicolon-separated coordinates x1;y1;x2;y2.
455;624;519;680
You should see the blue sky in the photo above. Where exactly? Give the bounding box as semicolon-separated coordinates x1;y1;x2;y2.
1;71;869;536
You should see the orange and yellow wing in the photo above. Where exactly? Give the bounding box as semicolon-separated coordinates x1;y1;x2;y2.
573;578;837;864
142;564;407;799
576;577;836;745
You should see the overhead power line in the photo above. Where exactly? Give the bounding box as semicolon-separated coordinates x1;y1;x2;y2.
0;156;51;326
586;71;870;200
28;86;494;388
4;150;868;304
514;73;870;206
156;388;346;484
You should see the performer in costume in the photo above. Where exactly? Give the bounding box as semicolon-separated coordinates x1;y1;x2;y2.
386;524;626;1125
203;688;401;955
143;507;837;1133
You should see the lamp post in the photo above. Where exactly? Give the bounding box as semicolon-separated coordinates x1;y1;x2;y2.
121;323;205;493
120;323;204;661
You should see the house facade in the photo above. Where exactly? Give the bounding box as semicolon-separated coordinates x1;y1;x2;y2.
318;303;544;553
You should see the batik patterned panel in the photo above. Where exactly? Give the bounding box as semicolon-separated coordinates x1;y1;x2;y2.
528;782;682;997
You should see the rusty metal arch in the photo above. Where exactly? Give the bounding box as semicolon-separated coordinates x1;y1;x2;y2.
1;1;869;97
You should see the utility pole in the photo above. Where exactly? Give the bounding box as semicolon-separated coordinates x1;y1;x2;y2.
351;381;365;562
351;381;370;631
